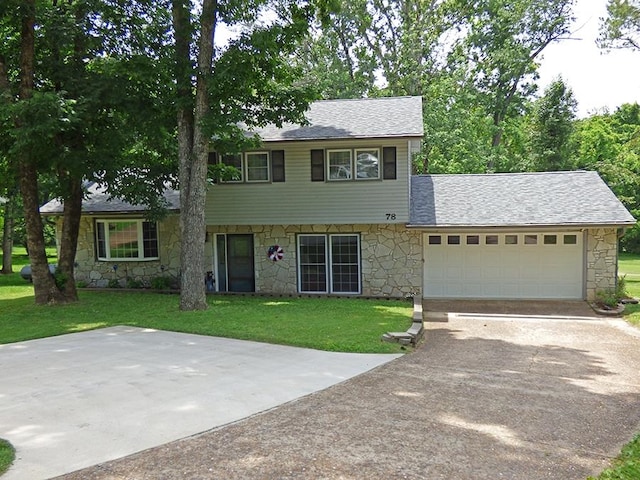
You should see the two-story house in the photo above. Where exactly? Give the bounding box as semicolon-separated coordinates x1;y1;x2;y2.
41;96;635;301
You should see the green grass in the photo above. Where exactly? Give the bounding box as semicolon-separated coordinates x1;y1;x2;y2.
588;434;640;480
618;253;640;327
0;439;14;476
0;247;411;353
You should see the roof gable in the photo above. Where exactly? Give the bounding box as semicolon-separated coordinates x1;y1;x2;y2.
251;96;424;142
410;171;636;228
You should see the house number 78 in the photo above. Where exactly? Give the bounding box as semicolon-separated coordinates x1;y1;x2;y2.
385;213;397;220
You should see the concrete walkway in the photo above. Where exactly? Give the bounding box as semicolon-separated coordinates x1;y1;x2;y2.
54;307;640;480
0;327;400;480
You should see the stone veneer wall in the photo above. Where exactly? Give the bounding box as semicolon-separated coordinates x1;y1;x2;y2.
209;224;423;298
65;215;181;288
586;227;619;301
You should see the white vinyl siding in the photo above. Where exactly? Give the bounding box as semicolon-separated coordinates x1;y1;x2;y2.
205;138;414;225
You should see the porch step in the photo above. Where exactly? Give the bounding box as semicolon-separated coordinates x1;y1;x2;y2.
381;296;424;346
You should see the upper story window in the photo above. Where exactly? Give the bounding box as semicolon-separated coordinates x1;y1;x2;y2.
355;149;380;179
246;152;270;182
95;219;159;261
328;150;352;180
312;147;395;182
327;149;381;181
209;150;285;184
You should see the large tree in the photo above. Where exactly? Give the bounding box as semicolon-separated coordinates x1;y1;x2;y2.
172;0;327;310
2;0;176;304
450;0;575;167
529;77;578;171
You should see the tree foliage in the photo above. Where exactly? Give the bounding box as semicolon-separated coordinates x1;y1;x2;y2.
1;0;176;304
600;0;640;51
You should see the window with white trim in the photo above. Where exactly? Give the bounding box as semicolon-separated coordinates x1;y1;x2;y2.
328;150;352;180
217;151;284;183
355;149;380;179
246;152;270;182
95;219;159;261
297;234;361;294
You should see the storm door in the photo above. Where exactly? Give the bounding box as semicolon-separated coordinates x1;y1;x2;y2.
215;234;255;292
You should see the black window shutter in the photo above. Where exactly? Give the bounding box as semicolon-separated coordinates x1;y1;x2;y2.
271;150;285;182
207;152;218;165
382;146;397;180
311;149;325;181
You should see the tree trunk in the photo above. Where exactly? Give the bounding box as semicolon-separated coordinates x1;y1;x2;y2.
172;0;216;311
1;195;14;274
57;176;82;300
18;0;65;304
20;163;65;304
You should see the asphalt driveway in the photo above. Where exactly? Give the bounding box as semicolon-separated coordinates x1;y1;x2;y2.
52;306;640;480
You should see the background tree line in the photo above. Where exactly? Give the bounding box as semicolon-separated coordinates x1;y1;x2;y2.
1;0;639;308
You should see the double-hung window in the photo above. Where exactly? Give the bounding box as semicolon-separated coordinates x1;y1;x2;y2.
246;152;270;182
213;151;284;183
297;234;361;294
325;148;381;181
95;219;159;261
327;150;352;180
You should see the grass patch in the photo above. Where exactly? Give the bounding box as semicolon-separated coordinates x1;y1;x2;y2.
0;439;15;476
619;253;640;327
589;433;640;480
0;248;411;353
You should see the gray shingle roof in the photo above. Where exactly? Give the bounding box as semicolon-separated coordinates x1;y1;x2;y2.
252;96;424;142
410;171;636;228
40;183;180;215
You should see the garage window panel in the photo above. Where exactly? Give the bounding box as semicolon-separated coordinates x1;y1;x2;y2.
447;235;460;245
428;235;442;245
505;234;518;245
544;234;557;245
564;234;578;245
524;234;538;245
485;235;499;245
466;235;480;245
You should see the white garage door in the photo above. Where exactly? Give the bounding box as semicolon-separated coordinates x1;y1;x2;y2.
423;232;584;299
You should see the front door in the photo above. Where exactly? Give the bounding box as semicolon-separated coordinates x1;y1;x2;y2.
216;234;255;292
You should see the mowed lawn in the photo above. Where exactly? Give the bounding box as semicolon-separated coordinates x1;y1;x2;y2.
0;248;411;353
618;252;640;327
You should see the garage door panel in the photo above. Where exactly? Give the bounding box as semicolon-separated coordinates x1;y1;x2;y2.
424;232;583;300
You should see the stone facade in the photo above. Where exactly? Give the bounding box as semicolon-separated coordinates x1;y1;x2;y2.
586;227;620;301
207;224;423;298
62;215;181;288
65;218;622;300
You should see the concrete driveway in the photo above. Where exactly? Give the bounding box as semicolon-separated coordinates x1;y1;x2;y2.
0;327;400;480
54;305;640;480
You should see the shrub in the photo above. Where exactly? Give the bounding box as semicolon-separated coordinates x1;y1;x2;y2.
107;278;121;289
126;278;144;289
151;276;172;290
76;280;87;288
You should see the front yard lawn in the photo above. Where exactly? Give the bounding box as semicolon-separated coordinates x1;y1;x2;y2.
618;252;640;327
0;248;411;353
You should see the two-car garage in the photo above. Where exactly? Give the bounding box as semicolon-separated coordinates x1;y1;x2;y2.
423;231;584;299
410;171;635;302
